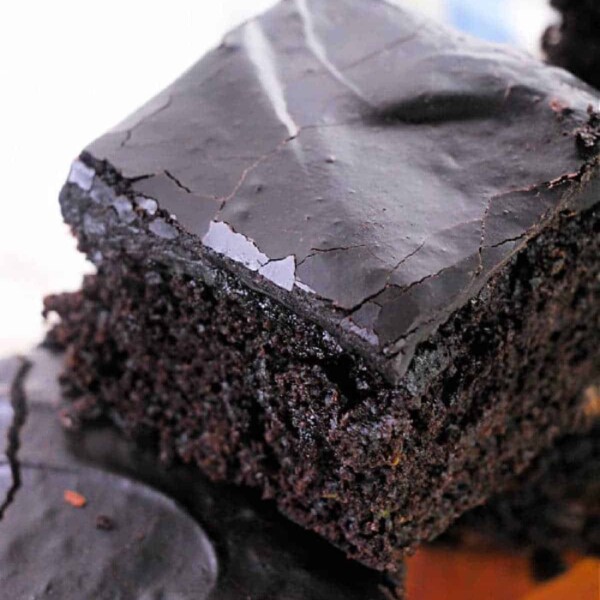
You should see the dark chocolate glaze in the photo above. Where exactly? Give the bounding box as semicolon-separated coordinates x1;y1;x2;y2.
72;0;600;382
0;349;401;599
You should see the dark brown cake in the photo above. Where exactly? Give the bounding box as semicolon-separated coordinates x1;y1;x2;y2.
46;0;600;571
444;384;600;561
0;349;403;599
544;0;600;90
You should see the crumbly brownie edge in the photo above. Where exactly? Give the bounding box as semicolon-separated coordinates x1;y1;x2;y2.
442;416;600;558
45;168;600;571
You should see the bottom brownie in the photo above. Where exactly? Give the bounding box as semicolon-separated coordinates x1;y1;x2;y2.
0;348;403;599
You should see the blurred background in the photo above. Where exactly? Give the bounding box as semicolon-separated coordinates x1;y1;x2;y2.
0;0;556;355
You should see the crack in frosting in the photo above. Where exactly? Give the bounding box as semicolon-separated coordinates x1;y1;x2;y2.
79;0;600;382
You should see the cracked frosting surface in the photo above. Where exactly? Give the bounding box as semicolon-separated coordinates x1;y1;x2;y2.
82;0;600;382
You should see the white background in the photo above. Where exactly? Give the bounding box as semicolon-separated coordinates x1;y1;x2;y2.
0;0;554;355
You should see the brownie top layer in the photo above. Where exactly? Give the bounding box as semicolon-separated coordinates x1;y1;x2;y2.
75;0;600;383
0;349;401;598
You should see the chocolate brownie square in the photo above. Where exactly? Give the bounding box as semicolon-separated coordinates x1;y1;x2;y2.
46;0;600;570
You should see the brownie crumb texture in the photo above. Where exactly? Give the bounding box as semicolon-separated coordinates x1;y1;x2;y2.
0;350;402;599
444;417;600;558
95;514;115;531
576;107;600;158
45;185;600;569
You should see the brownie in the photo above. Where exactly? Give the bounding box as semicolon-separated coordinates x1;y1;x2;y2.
544;0;600;90
443;384;600;559
0;349;403;599
46;0;600;571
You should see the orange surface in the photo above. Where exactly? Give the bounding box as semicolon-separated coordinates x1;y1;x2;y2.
406;547;600;600
525;561;600;600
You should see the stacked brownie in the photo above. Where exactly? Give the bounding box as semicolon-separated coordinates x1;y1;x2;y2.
544;0;600;90
43;0;600;573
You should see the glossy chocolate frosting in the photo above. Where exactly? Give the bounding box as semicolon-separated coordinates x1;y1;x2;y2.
74;0;600;382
